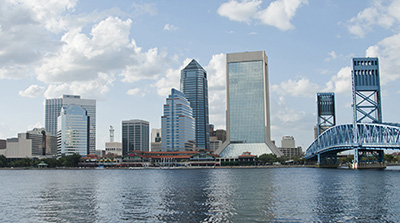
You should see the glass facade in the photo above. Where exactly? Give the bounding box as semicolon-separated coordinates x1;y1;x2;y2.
45;95;96;154
180;59;210;150
57;105;89;157
217;51;283;158
228;61;265;143
161;89;195;151
122;120;150;155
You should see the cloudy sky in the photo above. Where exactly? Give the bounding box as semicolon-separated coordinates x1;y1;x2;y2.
1;0;400;150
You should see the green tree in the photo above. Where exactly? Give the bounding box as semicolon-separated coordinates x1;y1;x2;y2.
385;154;394;163
258;153;277;164
0;155;8;167
63;153;82;167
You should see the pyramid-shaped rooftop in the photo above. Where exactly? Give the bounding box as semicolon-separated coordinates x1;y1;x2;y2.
183;59;204;70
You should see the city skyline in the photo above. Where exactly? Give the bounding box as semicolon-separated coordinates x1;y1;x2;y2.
1;1;400;150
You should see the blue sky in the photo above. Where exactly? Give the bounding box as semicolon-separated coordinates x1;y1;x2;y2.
1;0;400;150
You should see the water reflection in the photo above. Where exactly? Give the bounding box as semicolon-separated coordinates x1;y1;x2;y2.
1;168;400;222
34;170;99;222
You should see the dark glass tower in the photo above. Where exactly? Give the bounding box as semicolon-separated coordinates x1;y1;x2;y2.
180;59;210;150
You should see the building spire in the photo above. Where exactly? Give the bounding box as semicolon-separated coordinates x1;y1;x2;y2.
109;125;114;142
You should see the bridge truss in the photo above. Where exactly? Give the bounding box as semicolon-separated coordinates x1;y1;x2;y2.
305;123;400;166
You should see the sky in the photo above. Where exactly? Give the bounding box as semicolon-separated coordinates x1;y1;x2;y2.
1;0;400;151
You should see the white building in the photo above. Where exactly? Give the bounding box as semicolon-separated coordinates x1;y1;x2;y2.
57;105;90;157
45;95;96;154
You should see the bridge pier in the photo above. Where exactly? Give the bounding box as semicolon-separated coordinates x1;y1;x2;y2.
316;152;339;168
350;149;386;169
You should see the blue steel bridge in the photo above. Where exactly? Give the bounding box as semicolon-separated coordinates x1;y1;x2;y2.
305;57;400;169
304;123;400;168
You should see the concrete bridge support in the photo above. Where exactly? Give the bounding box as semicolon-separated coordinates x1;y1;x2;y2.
316;152;339;168
350;149;386;169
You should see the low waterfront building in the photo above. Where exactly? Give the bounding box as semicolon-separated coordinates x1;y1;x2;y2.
2;128;57;159
279;147;303;159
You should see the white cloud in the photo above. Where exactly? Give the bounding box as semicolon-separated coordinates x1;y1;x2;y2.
205;53;226;129
19;85;45;98
325;50;337;61
365;33;400;85
127;87;145;97
153;58;192;97
163;24;179;31
346;0;399;38
217;0;262;23
217;0;308;31
132;2;157;16
120;47;170;83
269;96;315;147
44;72;115;99
257;0;308;31
324;67;352;94
36;17;133;83
271;77;320;98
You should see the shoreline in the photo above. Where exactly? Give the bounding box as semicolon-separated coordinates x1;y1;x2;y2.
0;165;316;170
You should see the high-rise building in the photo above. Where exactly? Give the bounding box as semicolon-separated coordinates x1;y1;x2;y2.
122;119;149;155
45;95;96;154
281;136;295;149
180;59;210;150
161;88;195;151
57;105;90;157
45;98;62;137
150;128;162;152
216;51;282;157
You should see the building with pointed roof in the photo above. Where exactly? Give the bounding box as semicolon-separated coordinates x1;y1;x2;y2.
180;59;210;150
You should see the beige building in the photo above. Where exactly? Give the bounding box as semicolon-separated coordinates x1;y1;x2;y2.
105;142;122;156
278;136;302;159
1;128;57;158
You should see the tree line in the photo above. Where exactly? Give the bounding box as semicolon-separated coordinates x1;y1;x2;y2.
0;153;81;168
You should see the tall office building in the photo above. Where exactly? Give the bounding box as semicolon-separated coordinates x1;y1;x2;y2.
45;95;96;154
180;59;210;150
45;98;62;136
216;51;282;157
161;88;195;151
122;119;149;155
57;105;90;157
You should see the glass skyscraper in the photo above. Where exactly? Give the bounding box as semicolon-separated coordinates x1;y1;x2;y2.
161;88;195;151
45;95;96;154
57;104;90;157
122;119;149;155
180;59;210;150
216;51;283;157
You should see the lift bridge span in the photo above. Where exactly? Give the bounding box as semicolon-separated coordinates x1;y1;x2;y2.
305;57;399;169
305;123;400;168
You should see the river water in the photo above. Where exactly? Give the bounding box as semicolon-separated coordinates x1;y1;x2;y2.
1;167;400;222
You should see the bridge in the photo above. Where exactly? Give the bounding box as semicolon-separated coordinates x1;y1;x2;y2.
305;123;400;168
305;58;400;169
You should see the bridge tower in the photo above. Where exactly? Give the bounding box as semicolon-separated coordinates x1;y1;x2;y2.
317;92;336;136
351;57;385;169
315;92;337;167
